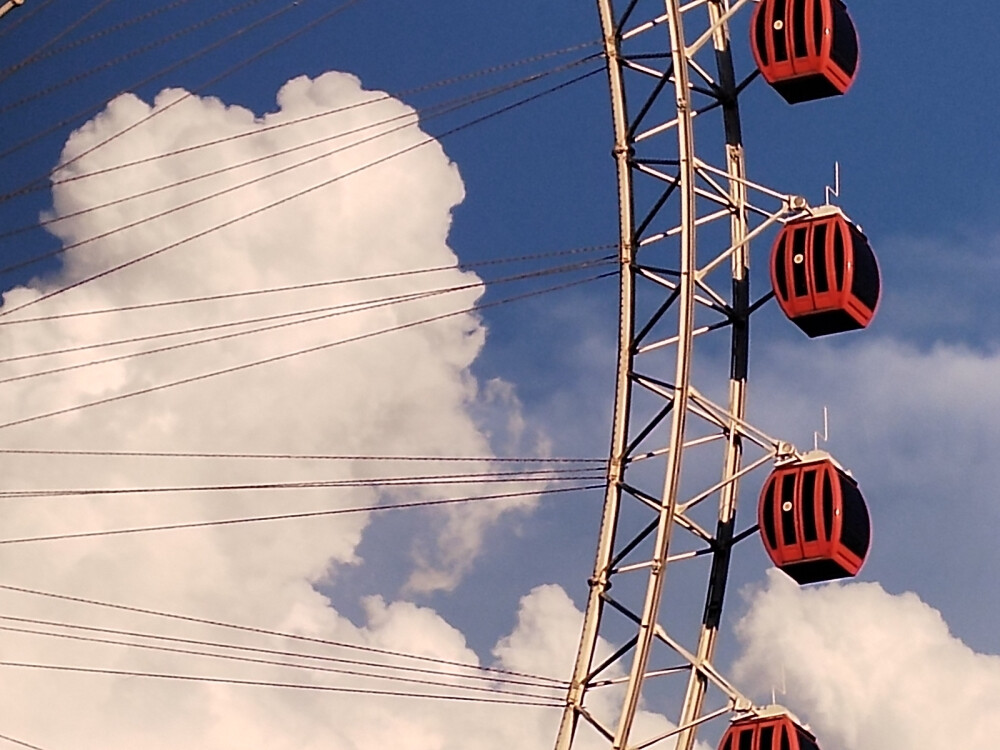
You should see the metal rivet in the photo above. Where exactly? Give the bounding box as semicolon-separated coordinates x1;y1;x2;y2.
774;20;784;30
782;501;793;512
793;253;804;264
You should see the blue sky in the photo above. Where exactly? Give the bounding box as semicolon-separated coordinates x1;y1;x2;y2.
1;2;999;749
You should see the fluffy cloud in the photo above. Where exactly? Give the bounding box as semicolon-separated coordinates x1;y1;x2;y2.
733;572;1000;750
0;72;554;747
750;336;1000;490
875;229;1000;347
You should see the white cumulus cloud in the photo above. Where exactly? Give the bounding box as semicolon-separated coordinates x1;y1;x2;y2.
733;571;1000;750
0;71;557;748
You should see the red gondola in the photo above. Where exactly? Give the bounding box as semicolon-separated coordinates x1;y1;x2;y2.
751;0;859;104
758;452;871;585
770;206;880;338
719;708;822;750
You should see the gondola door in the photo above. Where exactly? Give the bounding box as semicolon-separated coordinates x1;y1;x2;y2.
758;0;795;84
796;466;828;562
805;218;841;314
789;0;834;80
755;0;824;82
776;470;805;565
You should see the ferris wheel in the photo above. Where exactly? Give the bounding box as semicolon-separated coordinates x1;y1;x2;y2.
0;1;885;748
556;2;879;750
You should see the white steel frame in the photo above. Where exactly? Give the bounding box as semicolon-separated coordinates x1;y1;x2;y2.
0;0;26;21
555;2;819;750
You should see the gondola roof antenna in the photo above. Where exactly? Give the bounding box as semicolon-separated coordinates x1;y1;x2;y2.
825;162;841;205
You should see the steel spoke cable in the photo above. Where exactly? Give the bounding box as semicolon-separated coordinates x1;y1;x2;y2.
0;243;615;325
46;45;601;181
1;72;442;244
0;287;441;364
11;252;600;341
0;732;48;750
0;661;562;705
0;0;55;41
0;0;117;85
3;39;600;177
0;66;603;321
0;613;566;689
0;54;598;247
0;623;563;698
0;470;603;500
0;484;603;547
0;55;600;280
0;0;200;78
45;0;368;183
0;262;611;386
0;290;440;376
0;258;612;375
0;271;614;432
0;0;267;118
0;0;324;174
0;41;601;209
4;621;566;694
0;476;605;502
0;580;572;683
0;448;604;463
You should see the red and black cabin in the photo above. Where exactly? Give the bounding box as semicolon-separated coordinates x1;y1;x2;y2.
758;452;871;585
720;711;822;750
770;207;880;338
751;0;859;104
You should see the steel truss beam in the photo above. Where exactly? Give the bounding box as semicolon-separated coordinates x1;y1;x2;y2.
555;3;815;750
